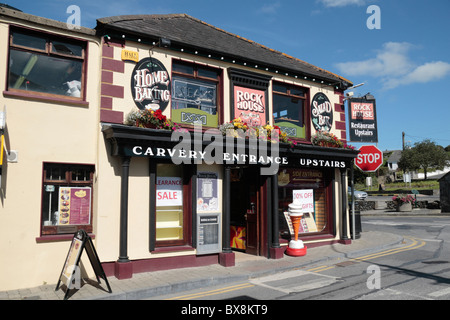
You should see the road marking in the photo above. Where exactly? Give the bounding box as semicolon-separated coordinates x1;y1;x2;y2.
249;269;340;294
309;237;426;274
165;282;255;300
428;287;450;298
350;236;426;262
307;265;336;272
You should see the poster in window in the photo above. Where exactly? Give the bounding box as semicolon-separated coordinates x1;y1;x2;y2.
234;86;266;126
292;189;314;213
156;177;183;207
58;187;91;225
197;172;218;212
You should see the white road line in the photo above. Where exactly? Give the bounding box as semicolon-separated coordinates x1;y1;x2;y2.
428;287;450;298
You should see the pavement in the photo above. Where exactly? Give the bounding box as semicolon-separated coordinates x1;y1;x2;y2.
1;207;448;301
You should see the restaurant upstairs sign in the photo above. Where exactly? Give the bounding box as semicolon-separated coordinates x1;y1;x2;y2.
348;98;378;143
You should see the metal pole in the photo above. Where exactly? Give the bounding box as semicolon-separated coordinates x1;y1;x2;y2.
222;166;232;253
351;161;355;240
118;156;131;263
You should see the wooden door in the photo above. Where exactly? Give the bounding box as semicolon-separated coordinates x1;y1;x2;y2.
245;203;259;255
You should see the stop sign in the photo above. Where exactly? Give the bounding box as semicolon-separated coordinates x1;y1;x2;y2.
355;145;383;172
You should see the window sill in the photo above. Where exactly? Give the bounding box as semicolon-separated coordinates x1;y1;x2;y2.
3;90;89;107
152;245;195;254
36;233;95;243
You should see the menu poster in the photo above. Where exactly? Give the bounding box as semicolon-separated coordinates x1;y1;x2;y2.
283;211;318;235
197;172;218;212
58;187;91;225
56;230;112;300
61;236;83;286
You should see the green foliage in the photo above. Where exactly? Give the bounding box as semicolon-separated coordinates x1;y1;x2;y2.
398;139;450;179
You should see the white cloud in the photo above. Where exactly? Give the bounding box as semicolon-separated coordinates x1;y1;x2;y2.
258;2;281;14
335;42;450;89
385;61;450;89
317;0;366;7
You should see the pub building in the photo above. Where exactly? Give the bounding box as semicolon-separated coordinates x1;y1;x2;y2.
0;6;358;292
97;14;359;279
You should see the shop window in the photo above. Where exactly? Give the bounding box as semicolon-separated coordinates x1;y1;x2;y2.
41;163;94;236
155;164;190;247
277;168;331;239
272;82;309;140
7;27;86;100
171;60;221;128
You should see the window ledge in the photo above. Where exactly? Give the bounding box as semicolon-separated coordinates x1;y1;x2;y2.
3;90;89;107
151;245;195;254
36;233;95;243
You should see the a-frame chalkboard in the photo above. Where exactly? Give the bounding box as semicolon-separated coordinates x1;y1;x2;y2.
55;230;112;300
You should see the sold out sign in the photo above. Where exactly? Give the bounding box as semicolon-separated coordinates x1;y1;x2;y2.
355;145;383;172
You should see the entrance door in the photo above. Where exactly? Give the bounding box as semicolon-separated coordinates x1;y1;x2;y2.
245;202;259;255
230;167;262;256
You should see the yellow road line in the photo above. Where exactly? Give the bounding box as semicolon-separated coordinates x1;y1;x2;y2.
308;236;426;273
307;265;336;272
166;282;255;300
350;236;426;262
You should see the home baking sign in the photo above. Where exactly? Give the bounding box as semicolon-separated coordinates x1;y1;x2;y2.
131;57;171;111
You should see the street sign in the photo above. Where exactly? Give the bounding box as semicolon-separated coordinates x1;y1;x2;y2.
355;145;383;172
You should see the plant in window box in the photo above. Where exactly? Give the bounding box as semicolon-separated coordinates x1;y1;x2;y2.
219;117;249;138
219;118;297;147
311;131;354;149
125;108;180;131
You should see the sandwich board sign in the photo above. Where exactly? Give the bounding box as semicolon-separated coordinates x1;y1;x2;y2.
55;229;112;300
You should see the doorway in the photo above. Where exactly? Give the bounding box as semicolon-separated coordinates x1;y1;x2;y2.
229;166;266;256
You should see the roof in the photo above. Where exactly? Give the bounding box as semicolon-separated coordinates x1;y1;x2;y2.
0;6;96;36
96;14;352;88
387;150;402;163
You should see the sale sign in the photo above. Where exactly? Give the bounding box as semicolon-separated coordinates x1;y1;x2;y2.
292;189;314;213
156;177;183;206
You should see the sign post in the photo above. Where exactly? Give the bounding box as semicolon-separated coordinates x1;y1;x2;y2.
355;145;383;172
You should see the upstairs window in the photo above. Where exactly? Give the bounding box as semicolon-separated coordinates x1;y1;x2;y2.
7;27;86;100
171;60;221;128
272;82;309;140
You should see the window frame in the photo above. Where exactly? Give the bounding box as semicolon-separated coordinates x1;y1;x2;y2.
277;168;334;241
272;81;310;142
151;162;193;250
171;59;223;129
40;162;95;238
6;25;88;104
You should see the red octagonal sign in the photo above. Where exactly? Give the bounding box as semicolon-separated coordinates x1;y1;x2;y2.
355;145;383;172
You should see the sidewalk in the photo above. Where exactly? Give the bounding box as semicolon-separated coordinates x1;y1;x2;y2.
360;207;448;216
0;230;404;300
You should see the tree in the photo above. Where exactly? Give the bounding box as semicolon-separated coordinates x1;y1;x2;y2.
398;139;450;179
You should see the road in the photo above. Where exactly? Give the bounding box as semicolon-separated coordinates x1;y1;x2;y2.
151;216;450;301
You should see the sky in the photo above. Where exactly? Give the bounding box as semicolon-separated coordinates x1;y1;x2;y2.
7;0;450;151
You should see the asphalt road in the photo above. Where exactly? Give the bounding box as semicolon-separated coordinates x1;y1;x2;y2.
152;216;450;301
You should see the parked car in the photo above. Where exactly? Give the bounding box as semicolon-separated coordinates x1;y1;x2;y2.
348;187;368;200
